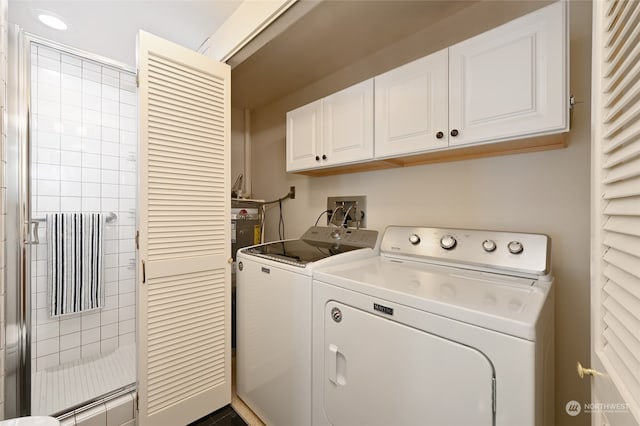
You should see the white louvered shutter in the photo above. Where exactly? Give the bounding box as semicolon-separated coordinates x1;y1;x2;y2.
137;31;231;426
592;0;640;423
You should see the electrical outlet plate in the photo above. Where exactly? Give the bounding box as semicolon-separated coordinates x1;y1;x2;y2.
327;195;366;228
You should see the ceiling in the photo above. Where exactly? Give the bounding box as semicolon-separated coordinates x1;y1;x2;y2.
8;0;243;67
230;0;477;110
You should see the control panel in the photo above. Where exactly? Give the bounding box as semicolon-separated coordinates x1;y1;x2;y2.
380;226;550;276
301;226;378;249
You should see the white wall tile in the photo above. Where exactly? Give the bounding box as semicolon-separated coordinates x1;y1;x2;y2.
83;139;101;154
101;198;118;212
37;353;60;371
82;94;101;111
104;240;118;254
101;183;118;198
100;337;118;353
81;182;100;197
102;99;118;115
101;308;118;325
61;88;82;106
61;181;81;197
81;342;100;358
37;163;60;180
37;131;61;149
119;333;135;346
118;319;134;335
37;148;61;165
81;312;101;330
82;168;101;183
61;196;81;212
120;131;135;145
101;155;118;170
61;166;81;182
37;179;60;196
36;322;60;341
118;305;134;322
38;100;61;118
61;134;82;151
102;85;118;101
101;169;118;184
61;74;82;92
37;195;60;211
60;347;81;364
102;127;118;143
118;292;134;308
60;316;81;335
61;151;82;167
101;323;118;340
81;327;100;344
102;141;119;157
60;332;80;351
37;336;60;356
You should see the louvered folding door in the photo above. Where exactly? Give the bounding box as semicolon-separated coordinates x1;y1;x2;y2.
137;30;231;426
592;0;640;424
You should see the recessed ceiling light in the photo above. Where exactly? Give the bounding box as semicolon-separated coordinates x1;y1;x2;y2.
37;13;68;31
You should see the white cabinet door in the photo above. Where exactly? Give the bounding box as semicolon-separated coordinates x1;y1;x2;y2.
322;79;374;166
375;49;449;157
448;1;567;147
286;100;322;172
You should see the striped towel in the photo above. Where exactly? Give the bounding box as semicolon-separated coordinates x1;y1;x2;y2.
47;213;105;317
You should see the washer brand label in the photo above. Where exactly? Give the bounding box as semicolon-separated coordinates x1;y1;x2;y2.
374;303;393;316
261;267;270;274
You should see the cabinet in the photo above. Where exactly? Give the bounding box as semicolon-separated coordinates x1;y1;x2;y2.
287;1;568;175
448;1;567;146
286;79;373;172
374;49;449;158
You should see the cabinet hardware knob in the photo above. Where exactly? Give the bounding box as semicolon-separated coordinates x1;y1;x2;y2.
576;361;600;379
322;154;327;160
315;156;320;161
450;129;459;137
436;131;444;139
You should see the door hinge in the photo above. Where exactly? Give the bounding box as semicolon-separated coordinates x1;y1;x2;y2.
135;230;139;250
136;70;140;88
136;393;139;411
142;260;146;284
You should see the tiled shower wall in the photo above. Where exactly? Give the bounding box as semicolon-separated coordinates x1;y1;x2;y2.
0;0;7;418
30;44;137;372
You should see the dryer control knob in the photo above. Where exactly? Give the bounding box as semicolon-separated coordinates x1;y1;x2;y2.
440;235;457;250
482;239;497;252
409;234;421;245
508;241;524;254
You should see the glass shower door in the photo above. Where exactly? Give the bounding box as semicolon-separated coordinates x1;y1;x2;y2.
28;40;138;416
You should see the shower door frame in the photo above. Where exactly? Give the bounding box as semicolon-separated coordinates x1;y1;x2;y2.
5;28;137;418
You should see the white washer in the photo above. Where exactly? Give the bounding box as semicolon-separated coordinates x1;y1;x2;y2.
312;226;554;426
236;226;378;426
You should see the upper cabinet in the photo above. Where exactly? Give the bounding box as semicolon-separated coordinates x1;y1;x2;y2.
287;80;373;172
448;1;567;147
287;1;568;175
374;49;449;158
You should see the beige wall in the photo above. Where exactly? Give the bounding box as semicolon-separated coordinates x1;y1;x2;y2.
0;0;7;419
247;1;593;424
231;106;245;196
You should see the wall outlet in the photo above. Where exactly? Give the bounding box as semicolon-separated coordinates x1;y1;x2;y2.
289;186;296;199
327;195;366;228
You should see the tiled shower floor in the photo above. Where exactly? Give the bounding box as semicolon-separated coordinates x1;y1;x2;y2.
31;343;136;415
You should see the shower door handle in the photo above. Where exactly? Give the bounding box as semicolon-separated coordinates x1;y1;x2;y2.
25;221;40;245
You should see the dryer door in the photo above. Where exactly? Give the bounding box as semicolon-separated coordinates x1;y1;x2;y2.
323;301;494;426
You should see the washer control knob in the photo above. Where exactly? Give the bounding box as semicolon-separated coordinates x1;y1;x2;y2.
409;234;421;245
440;235;457;250
508;241;524;254
482;239;497;252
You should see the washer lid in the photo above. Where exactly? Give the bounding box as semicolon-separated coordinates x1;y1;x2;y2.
314;256;552;340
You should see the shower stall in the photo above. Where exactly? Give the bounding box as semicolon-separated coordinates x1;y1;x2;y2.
6;27;138;419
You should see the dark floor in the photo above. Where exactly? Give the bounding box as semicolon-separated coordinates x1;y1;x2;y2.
189;405;248;426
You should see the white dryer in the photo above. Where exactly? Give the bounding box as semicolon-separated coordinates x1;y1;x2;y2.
236;226;378;426
312;226;554;426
